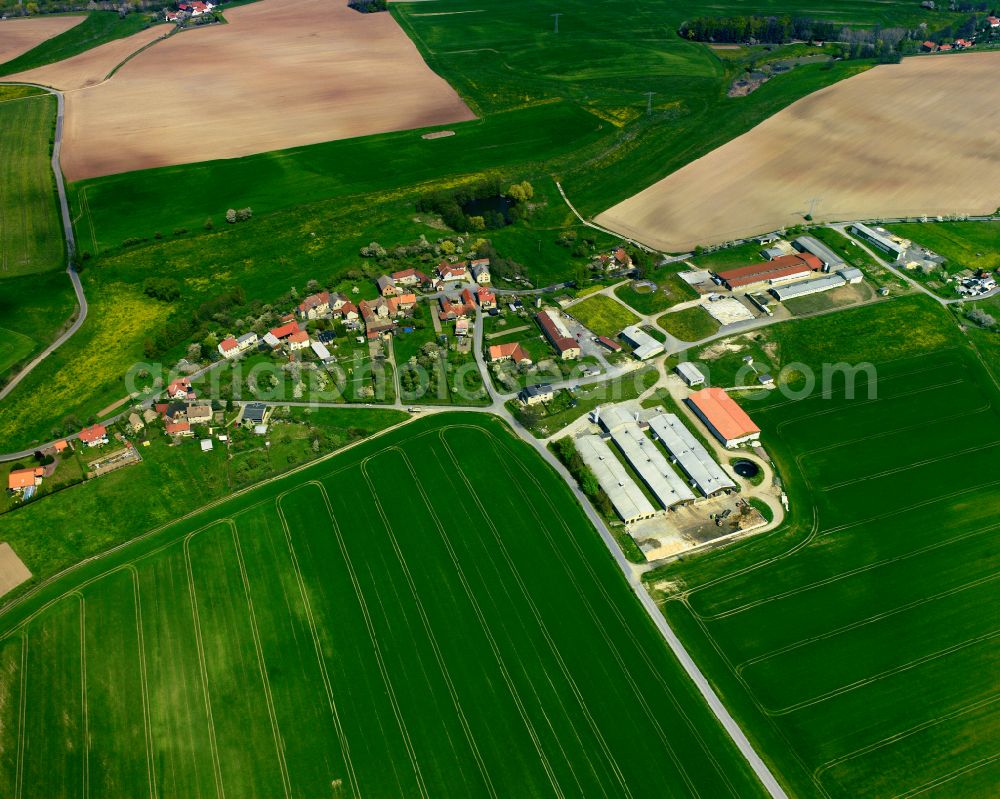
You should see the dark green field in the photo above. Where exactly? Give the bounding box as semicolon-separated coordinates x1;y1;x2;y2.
648;297;1000;797
0;414;767;798
0;87;62;277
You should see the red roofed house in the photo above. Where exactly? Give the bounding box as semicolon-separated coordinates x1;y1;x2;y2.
613;248;632;269
476;286;497;310
166;377;195;400
687;387;761;448
436;262;469;283
989;15;999;27
269;321;301;340
79;424;109;448
489;342;532;365
287;329;310;351
359;298;397;339
53;440;69;453
218;337;239;358
716;253;823;290
396;293;417;311
536;309;580;360
8;467;43;492
955;38;973;48
922;40;938;52
165;420;193;437
597;335;623;352
297;291;330;320
938;42;952;51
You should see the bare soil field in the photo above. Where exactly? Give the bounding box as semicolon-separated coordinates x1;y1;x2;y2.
8;24;168;91
0;15;82;65
596;52;1000;252
0;543;30;597
15;0;475;181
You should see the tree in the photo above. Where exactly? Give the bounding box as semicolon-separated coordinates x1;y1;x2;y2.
236;207;253;222
468;215;486;231
440;240;456;255
226;209;237;224
204;217;214;230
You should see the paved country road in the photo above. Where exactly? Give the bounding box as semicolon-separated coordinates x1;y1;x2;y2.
0;83;87;404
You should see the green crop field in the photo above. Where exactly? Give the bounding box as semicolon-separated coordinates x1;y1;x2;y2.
0;89;63;278
647;297;1000;797
0;414;767;798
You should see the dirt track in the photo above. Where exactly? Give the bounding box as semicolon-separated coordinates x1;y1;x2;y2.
13;0;475;181
9;24;168;90
0;15;83;65
595;52;1000;252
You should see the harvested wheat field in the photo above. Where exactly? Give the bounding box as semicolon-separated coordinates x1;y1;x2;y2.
8;24;169;91
17;0;475;181
0;15;83;65
596;52;1000;252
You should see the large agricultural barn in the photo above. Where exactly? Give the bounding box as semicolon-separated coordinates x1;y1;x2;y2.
575;434;658;523
686;388;760;448
647;413;736;497
716;253;823;290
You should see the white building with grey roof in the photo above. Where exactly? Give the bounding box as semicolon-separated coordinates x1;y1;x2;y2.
596;408;695;508
647;413;736;497
792;236;845;270
575;435;658;523
621;325;664;360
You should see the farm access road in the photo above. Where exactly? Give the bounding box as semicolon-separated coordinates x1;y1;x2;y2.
0;83;86;405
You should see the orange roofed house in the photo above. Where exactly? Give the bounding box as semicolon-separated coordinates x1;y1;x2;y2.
686;387;760;448
8;467;44;492
488;342;532;365
78;423;109;448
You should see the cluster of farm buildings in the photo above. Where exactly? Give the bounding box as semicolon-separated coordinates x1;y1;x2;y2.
164;1;215;22
577;389;759;525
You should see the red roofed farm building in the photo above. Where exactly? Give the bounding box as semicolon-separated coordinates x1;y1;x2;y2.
686;387;760;447
536;310;580;360
716;253;823;290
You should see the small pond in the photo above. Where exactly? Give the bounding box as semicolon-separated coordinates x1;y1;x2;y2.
462;195;513;225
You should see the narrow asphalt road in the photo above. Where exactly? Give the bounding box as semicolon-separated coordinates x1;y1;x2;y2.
0;83;86;404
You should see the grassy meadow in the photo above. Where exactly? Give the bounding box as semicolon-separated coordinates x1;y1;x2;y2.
566;294;640;337
646;296;1000;797
0;414;768;798
890;221;1000;272
659;306;719;342
0;89;63;277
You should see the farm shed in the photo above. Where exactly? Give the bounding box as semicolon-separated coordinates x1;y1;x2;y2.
687;388;760;448
647;413;735;497
575;435;657;523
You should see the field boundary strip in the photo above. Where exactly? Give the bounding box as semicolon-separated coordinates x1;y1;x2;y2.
310;481;430;799
893;750;1000;799
13;631;26;799
77;592;88;799
439;426;740;797
271;495;359;799
357;454;500;799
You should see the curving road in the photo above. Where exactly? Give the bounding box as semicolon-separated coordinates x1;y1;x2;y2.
0;83;87;404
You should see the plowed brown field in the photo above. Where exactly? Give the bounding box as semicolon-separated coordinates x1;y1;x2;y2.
596;52;1000;252
9;24;169;90
13;0;474;181
0;15;83;65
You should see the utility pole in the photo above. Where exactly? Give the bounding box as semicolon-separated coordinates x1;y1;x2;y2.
807;197;822;217
551;12;562;33
644;91;656;116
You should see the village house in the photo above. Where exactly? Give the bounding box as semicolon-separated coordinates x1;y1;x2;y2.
164;402;188;423
989;15;999;27
127;413;144;434
455;318;471;337
391;268;430;288
489;342;532;365
436;261;469;283
359;298;398;339
377;275;398;297
396;293;417;311
287;329;311;351
79;424;109;448
519;383;554;406
536;309;581;360
297;291;331;320
477;286;497;310
142;408;159;425
165;420;193;438
266;320;302;348
166;377;195;400
218;331;258;359
8;467;44;494
241;402;270;427
438;291;476;321
186;405;213;425
470;259;491;284
332;299;360;327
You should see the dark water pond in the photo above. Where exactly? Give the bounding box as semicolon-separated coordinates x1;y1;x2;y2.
733;460;760;479
462;195;513;224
